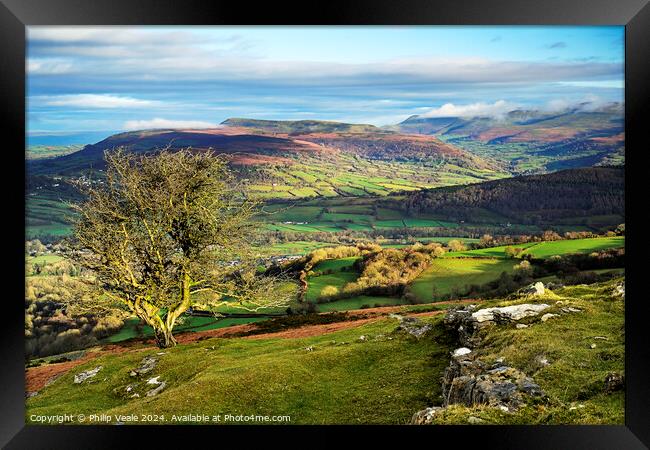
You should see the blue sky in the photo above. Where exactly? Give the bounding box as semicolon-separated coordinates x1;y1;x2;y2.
27;26;624;140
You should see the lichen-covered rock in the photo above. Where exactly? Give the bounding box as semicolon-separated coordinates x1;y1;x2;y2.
145;381;167;397
394;315;433;338
410;406;444;425
521;282;546;296
74;366;103;384
130;355;158;377
441;357;545;410
474;303;550;324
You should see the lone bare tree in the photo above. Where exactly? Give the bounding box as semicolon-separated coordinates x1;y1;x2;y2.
68;148;294;347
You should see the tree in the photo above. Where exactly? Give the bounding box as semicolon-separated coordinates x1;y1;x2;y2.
447;240;466;252
68;148;294;347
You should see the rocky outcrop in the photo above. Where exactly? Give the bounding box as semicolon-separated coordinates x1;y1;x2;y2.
604;372;624;393
442;353;544;410
444;303;550;347
392;314;433;339
73;366;102;384
411;406;444;425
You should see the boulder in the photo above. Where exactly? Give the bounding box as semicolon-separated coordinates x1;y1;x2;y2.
474;304;550;324
442;357;545;410
452;347;472;358
74;366;103;384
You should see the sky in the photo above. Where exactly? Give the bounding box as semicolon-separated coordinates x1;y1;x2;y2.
27;26;624;141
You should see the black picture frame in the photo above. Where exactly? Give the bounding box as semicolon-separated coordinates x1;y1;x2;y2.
2;0;648;447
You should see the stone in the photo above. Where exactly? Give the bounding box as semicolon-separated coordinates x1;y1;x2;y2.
521;282;545;296
452;347;472;358
467;416;484;424
394;315;433;338
145;381;167;397
410;406;443;425
535;355;550;367
604;372;625;393
561;307;582;313
515;324;528;329
541;313;559;322
472;304;550;324
590;343;597;349
593;336;609;340
359;335;367;341
613;282;625;299
146;376;162;385
305;346;314;352
74;366;103;384
130;355;158;377
441;358;545;410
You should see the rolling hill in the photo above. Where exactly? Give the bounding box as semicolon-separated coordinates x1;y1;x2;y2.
392;104;625;173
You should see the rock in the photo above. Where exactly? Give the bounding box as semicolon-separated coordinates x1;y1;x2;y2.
515;324;528;329
305;346;314;352
359;335;367;341
535;355;550;367
593;336;609;340
130;355;158;377
146;376;162;385
145;381;167;397
130;393;140;398
395;315;433;338
410;406;443;425
604;372;625;393
613;282;625;299
442;358;545;410
521;282;545;296
467;416;484;424
541;313;559;322
589;343;597;349
74;366;103;384
561;307;582;313
452;347;472;358
473;304;550;324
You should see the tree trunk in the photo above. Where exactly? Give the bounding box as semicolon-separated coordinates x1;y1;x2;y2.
153;323;177;348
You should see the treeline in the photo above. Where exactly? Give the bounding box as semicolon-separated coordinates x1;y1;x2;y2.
392;167;624;225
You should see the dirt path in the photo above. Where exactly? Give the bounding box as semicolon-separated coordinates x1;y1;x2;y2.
26;298;480;395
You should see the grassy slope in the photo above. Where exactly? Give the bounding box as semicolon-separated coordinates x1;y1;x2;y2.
27;279;624;425
27;316;452;424
410;258;515;301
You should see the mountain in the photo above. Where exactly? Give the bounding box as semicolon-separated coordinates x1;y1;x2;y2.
220;118;380;134
393;105;624;174
388;166;624;228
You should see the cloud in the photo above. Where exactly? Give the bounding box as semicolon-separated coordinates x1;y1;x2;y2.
547;41;567;49
27;58;74;74
122;118;219;130
419;100;518;118
42;94;157;108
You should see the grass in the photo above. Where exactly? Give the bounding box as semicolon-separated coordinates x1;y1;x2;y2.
27;316;452;424
410;258;516;301
305;271;358;302
26;279;624;425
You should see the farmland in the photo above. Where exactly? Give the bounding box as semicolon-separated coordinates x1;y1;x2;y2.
409;258;516;301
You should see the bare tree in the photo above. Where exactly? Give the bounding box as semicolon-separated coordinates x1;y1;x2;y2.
67;148;294;347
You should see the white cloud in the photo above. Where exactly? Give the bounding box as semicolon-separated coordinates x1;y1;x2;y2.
123;118;219;131
41;94;156;108
27;58;74;74
419;100;518;118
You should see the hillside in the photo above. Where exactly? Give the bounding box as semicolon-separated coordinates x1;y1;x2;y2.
25;278;624;425
393;106;624;173
392;167;624;227
220;118;380;134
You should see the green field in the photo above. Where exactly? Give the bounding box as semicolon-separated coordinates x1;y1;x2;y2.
446;237;624;259
522;237;624;259
305;271;358;303
316;296;407;312
410;258;516;301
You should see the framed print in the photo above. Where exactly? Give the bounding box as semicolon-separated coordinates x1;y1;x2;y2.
1;0;648;447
